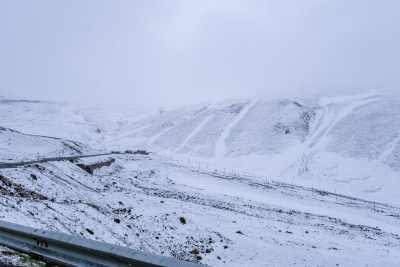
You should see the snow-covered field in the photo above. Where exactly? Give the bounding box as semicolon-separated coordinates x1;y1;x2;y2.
0;90;399;266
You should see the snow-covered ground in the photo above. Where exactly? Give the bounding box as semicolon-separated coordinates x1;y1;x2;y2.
0;126;96;163
1;154;399;266
0;90;399;266
79;89;400;205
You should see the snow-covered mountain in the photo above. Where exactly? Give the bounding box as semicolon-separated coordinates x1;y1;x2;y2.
0;90;399;266
1;90;399;203
83;89;399;204
0;126;94;163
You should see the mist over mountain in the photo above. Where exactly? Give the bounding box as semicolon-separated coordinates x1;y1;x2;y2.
1;1;400;265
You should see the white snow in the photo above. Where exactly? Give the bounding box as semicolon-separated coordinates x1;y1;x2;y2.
175;113;215;153
215;99;257;158
1;90;400;266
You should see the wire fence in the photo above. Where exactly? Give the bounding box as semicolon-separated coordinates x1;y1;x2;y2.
151;152;400;217
156;152;267;181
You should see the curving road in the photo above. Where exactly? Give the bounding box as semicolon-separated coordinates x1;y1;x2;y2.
0;152;121;169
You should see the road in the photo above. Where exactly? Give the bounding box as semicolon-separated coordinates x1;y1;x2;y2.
0;153;121;169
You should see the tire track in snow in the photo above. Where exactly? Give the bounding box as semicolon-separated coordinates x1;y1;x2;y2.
115;124;152;141
306;96;381;149
278;95;381;180
147;127;173;148
379;129;400;162
174;113;215;153
215;99;258;158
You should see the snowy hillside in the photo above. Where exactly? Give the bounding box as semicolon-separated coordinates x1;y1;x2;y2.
0;99;113;149
0;126;95;163
0;91;399;204
1;153;399;266
79;90;400;205
0;90;399;266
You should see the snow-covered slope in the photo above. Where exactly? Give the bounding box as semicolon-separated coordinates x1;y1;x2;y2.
0;99;112;149
1;91;399;204
99;97;318;158
1;154;399;266
102;91;399;165
0;126;94;162
78;90;399;205
1;90;400;266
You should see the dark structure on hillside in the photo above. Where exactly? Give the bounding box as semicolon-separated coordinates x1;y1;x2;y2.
134;150;148;155
76;158;115;174
124;149;148;155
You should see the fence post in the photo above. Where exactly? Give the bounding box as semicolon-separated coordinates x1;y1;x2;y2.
335;189;337;203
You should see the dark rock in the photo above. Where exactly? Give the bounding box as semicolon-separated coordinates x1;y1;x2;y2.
179;217;186;224
189;249;199;255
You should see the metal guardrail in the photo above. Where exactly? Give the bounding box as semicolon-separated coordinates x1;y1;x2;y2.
0;220;202;267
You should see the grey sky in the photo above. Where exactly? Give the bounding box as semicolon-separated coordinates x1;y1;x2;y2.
1;0;399;109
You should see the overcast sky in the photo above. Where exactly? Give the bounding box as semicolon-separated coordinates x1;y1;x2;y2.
1;0;399;109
